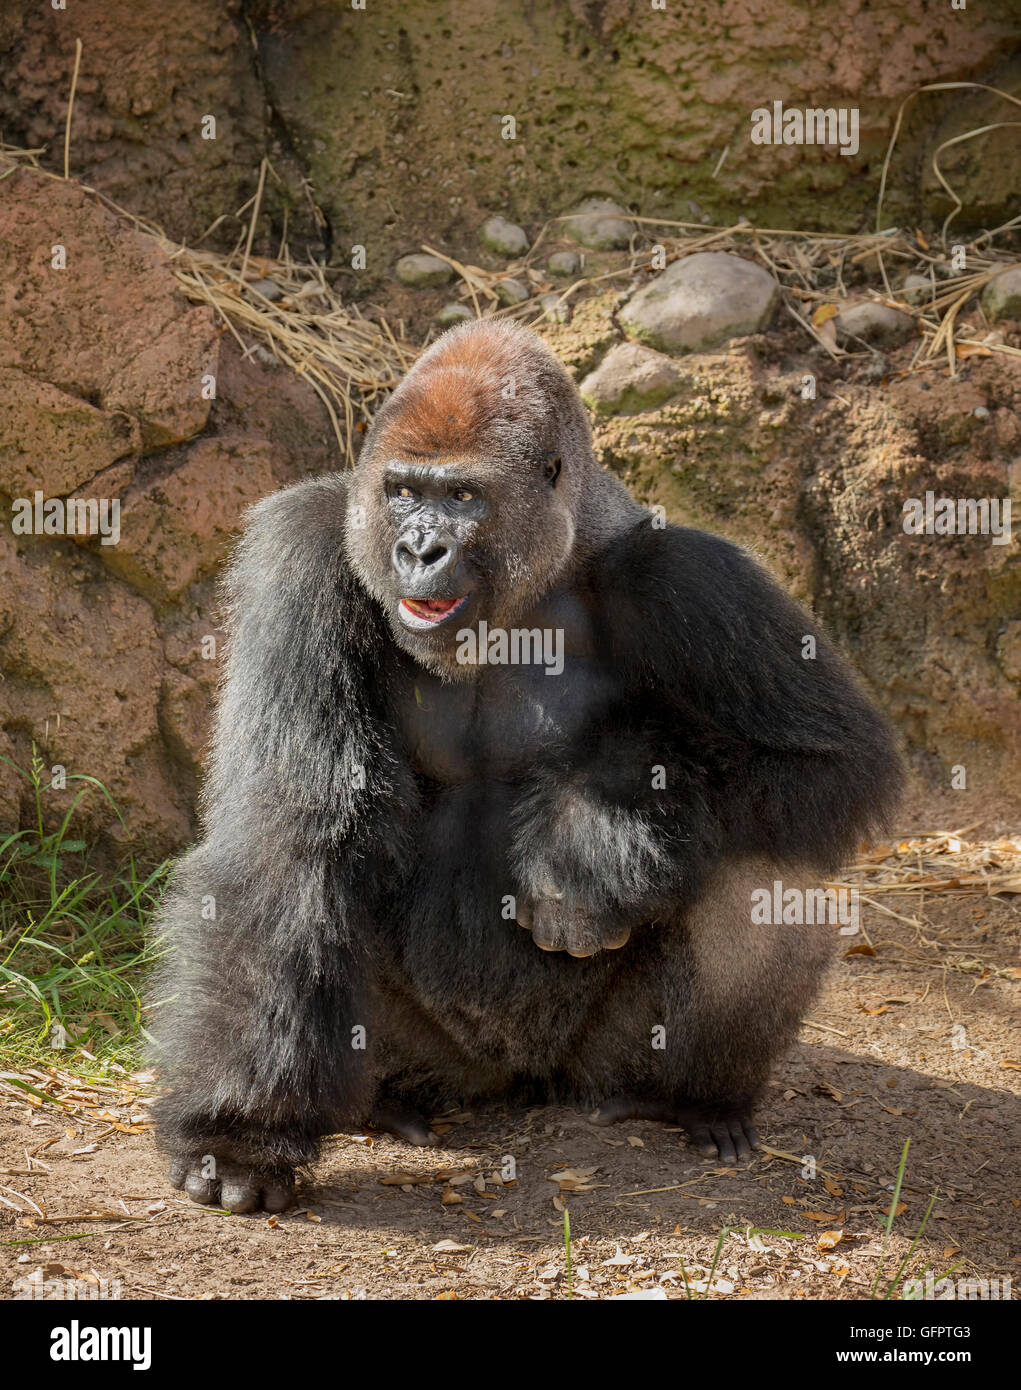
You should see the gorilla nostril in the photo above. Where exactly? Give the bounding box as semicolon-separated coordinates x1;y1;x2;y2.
420;544;448;567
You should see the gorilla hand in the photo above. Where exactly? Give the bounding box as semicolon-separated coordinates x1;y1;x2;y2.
515;887;633;958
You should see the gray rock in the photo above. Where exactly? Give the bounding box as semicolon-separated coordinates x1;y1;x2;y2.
479;216;529;257
900;273;933;306
547;250;581;278
245;278;284;302
579;341;684;415
982;267;1021;322
834;302;915;348
539;292;571;324
395;253;453;288
435;302;474;327
620;252;780;353
494;277;529;306
563;198;634;250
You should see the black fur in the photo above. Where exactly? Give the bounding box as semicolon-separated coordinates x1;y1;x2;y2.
152;320;901;1207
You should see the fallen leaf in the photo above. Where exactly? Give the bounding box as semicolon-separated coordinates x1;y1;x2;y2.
814;1083;843;1102
818;1230;844;1250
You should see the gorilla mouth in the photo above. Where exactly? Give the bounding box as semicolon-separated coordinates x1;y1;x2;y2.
399;595;470;629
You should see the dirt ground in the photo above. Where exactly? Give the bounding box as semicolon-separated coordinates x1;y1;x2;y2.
2;839;1018;1304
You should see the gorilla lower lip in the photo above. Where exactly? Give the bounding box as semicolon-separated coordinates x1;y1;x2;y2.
399;595;469;627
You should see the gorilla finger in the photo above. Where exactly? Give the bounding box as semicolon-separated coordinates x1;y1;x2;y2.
688;1123;720;1158
184;1173;220;1205
710;1123;737;1164
743;1121;762;1151
262;1182;296;1214
514;900;534;929
589;1095;634;1126
601;926;632;950
371;1104;440;1147
167;1160;188;1190
531;920;564;951
219;1179;260;1214
728;1118;752;1160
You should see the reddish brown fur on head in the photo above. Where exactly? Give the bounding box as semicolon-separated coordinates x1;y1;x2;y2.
368;319;561;464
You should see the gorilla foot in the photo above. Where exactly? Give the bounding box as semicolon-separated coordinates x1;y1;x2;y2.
368;1102;441;1147
168;1157;295;1214
589;1095;761;1164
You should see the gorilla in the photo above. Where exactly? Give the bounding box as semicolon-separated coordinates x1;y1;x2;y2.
153;318;900;1213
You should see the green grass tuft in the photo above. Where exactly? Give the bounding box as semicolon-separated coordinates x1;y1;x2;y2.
0;745;171;1073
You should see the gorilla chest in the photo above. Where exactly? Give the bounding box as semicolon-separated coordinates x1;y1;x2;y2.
395;598;614;783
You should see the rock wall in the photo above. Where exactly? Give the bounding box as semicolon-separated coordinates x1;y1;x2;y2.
1;1;1018;269
0;171;336;851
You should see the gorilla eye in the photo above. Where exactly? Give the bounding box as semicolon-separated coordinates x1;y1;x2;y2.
395;486;416;500
452;489;474;502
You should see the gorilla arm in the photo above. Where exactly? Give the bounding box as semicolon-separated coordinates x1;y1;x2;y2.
510;518;901;955
151;476;415;1200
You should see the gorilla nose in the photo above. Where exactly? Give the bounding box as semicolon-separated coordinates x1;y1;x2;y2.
392;530;460;581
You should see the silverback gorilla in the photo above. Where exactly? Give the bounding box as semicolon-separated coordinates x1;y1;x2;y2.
153;319;900;1213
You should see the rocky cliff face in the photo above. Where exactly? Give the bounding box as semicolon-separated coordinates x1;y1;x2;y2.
1;1;1018;265
0;171;336;850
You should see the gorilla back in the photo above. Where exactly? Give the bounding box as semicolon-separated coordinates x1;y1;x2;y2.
153;318;901;1212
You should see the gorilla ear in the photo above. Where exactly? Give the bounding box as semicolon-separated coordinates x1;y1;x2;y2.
544;454;562;487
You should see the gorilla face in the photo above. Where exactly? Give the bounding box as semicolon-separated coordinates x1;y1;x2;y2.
385;462;488;636
349;449;573;677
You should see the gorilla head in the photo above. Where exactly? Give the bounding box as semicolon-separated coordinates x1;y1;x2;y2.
346;319;602;676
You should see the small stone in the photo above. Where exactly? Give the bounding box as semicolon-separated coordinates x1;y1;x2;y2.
435;302;474;327
981;267;1021;322
620;252;780;353
834;302;916;348
395;253;453;288
547;250;581;278
562;198;634;250
972;405;990;420
579;341;684;415
494;277;529;306
900;273;932;306
245;278;284;302
479;216;529;258
539;292;570;324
